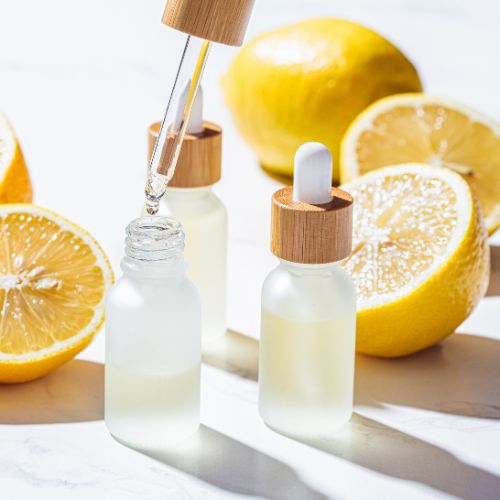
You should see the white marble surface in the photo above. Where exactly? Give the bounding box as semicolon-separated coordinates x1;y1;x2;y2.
1;0;500;499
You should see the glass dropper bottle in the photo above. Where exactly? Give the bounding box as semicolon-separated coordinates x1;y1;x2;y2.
145;0;256;215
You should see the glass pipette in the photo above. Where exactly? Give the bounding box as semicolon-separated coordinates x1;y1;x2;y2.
145;36;211;215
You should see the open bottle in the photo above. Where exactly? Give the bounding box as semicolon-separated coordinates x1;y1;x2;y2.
105;0;255;448
105;217;201;448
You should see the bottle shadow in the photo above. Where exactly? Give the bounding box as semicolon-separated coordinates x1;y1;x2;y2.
205;329;500;420
355;333;500;419
138;425;329;500
0;359;104;424
486;244;500;297
205;330;500;499
296;413;500;500
203;329;259;382
208;241;500;421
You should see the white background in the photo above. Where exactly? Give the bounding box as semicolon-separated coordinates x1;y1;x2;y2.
0;1;499;499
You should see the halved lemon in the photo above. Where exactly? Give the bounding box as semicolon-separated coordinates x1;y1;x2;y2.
341;164;489;357
0;205;113;382
340;94;500;233
0;113;33;203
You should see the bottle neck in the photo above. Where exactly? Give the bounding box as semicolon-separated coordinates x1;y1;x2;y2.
278;259;340;277
122;216;187;281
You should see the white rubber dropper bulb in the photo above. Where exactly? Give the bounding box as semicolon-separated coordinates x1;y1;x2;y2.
292;142;333;204
174;81;204;134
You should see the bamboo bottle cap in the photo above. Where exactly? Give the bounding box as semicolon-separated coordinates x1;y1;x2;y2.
148;121;222;188
162;0;255;46
270;143;353;264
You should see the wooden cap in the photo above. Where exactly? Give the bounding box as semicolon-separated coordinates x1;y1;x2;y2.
271;187;353;264
162;0;255;46
149;121;222;188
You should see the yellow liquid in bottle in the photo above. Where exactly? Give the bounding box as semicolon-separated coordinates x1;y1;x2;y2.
259;309;355;437
105;363;200;449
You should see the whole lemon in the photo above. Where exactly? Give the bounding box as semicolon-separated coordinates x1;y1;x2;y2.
222;18;422;182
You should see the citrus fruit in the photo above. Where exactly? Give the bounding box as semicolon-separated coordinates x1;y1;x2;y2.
0;113;33;203
340;94;500;234
0;205;113;382
341;164;489;357
222;18;422;183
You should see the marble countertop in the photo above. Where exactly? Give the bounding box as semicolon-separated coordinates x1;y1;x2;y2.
0;0;499;498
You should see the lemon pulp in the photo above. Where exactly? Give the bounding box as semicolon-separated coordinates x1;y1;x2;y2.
0;205;112;382
341;95;500;233
341;164;489;357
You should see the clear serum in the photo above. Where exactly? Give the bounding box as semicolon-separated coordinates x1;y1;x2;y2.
259;142;357;437
145;85;227;345
105;217;201;449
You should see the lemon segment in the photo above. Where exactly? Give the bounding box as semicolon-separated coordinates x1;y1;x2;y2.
341;164;489;357
0;113;33;203
340;94;500;233
222;18;422;183
0;205;113;382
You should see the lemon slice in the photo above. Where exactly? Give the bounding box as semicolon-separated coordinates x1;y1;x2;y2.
0;113;33;203
0;205;113;382
341;164;489;357
340;94;500;233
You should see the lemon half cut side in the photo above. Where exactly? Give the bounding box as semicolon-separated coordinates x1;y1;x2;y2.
341;164;489;357
340;94;500;233
0;204;113;382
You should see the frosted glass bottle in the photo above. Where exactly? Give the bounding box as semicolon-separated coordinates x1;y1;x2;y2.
105;217;201;449
146;84;227;344
152;186;227;344
259;260;356;436
259;142;356;437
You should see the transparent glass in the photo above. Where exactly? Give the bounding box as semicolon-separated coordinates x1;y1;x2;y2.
142;186;227;344
259;259;356;437
145;35;211;215
105;217;201;449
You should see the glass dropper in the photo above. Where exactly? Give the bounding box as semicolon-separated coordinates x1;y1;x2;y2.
145;35;211;215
